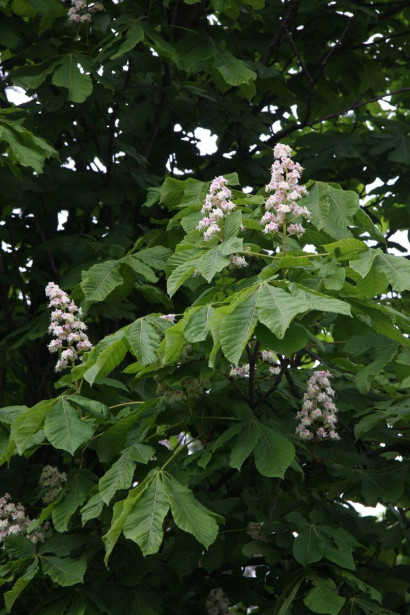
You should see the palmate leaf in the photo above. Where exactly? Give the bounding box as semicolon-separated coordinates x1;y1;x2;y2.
219;288;259;364
2;535;36;560
44;397;94;455
83;337;128;386
162;474;222;549
214;48;257;86
123;472;170;555
126;318;160;365
41;555;87;587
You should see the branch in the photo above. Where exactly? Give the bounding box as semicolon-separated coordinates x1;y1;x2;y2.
254;86;410;152
257;363;287;406
261;0;300;65
246;341;260;409
229;377;250;405
142;62;171;161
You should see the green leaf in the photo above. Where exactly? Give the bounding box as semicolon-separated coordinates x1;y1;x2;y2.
99;452;136;505
223;209;242;239
214;48;256;86
375;253;410;292
126;318;160;365
52;55;92;103
95;408;147;464
348;247;380;278
81;492;104;525
2;535;36;560
69;395;111;421
304;578;346;615
0;120;57;173
290;284;351;317
133;246;172;270
83;337;128;386
219;288;259;363
110;21;144;59
253;424;295;478
52;470;96;532
44;397;94;455
303;182;358;239
4;561;39;613
162;474;222;549
167;261;199;297
0;405;28;424
123;472;169;555
81;260;123;303
293;528;325;566
103;472;155;564
41;555;86;587
122;254;158;283
256;282;307;339
10;399;55;454
323;238;369;260
197;247;230;283
184;305;214;342
229;420;260;470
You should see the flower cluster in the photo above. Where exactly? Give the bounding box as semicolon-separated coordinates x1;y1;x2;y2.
261;143;309;239
229;254;247;269
296;370;340;441
68;0;104;23
198;176;236;241
46;282;93;372
39;465;67;505
260;349;281;375
205;588;232;615
0;494;45;546
229;364;250;379
247;521;266;540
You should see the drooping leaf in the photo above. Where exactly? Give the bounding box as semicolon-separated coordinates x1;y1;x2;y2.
162;474;222;549
123;472;170;555
219;288;259;363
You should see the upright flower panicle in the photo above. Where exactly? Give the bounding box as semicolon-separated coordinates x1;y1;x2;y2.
67;0;104;23
261;143;309;241
0;494;45;546
45;282;93;372
296;370;340;441
198;176;236;241
39;465;67;505
260;349;281;374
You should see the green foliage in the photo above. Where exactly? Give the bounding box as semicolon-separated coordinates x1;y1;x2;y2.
1;0;410;613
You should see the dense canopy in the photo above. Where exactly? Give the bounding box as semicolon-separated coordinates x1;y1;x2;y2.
0;1;410;614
